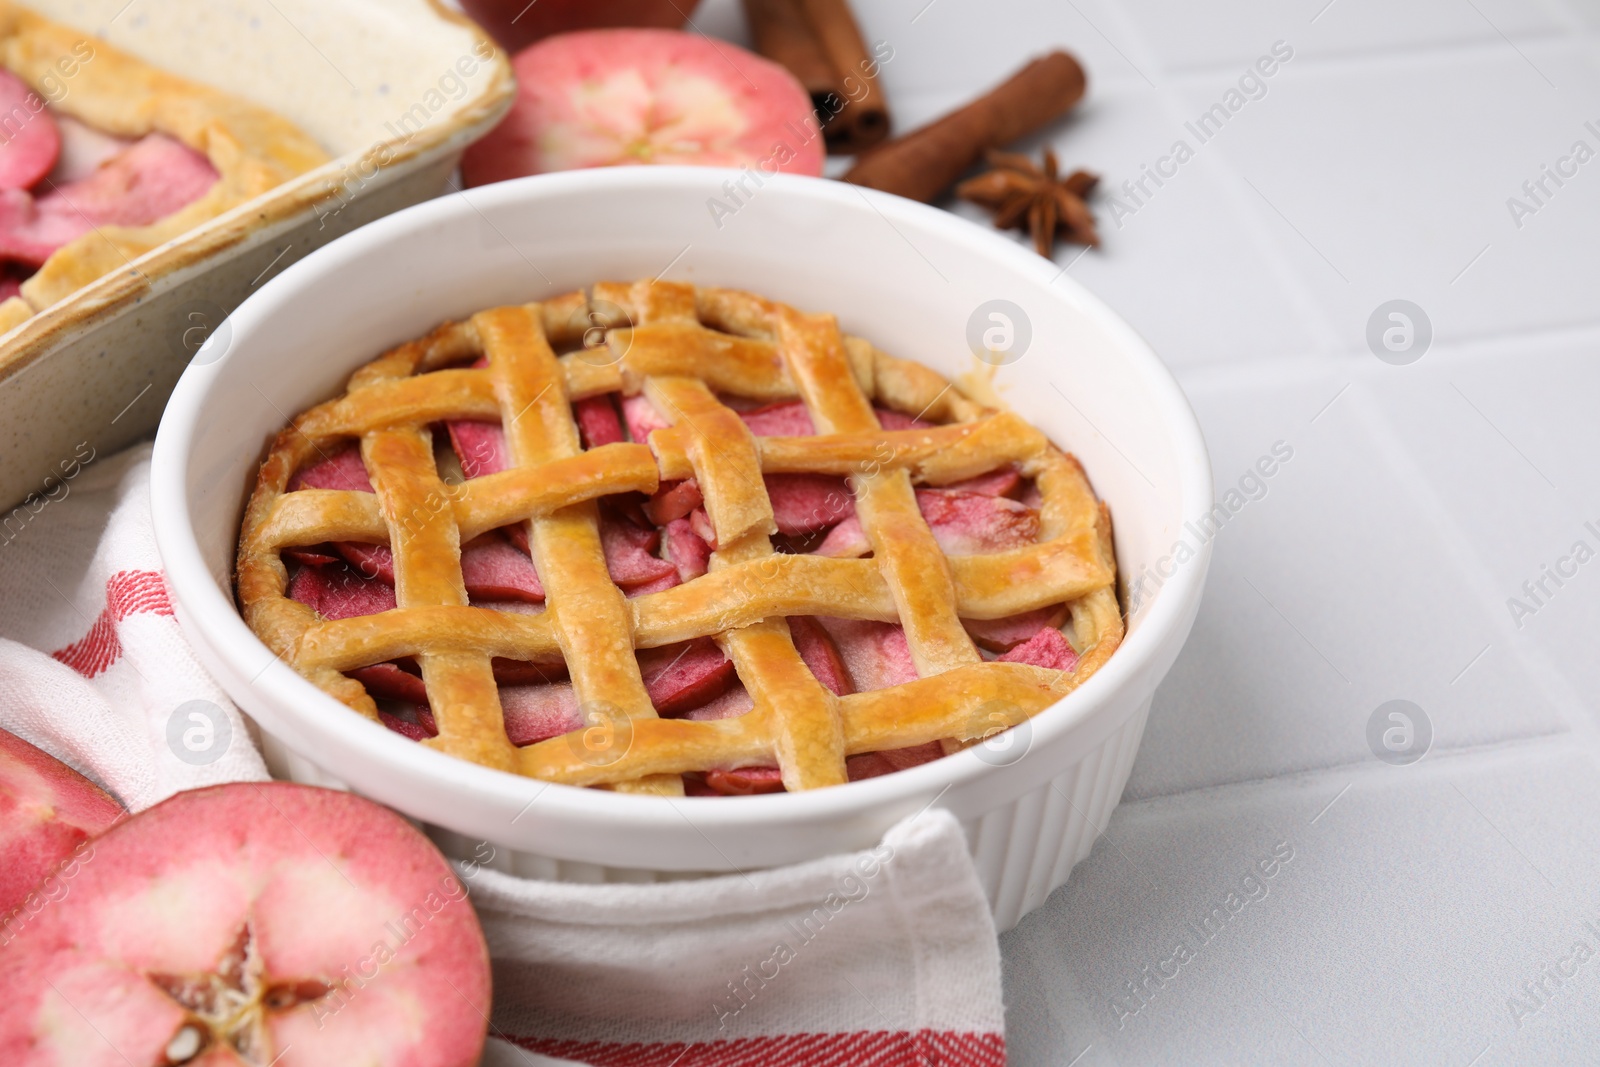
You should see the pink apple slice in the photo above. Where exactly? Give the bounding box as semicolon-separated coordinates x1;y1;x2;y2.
288;445;373;492
814;617;918;692
998;625;1080;672
348;662;429;705
459;533;546;602
680;682;756;722
765;473;854;536
847;742;945;781
914;490;1040;555
643;479;703;526
787;616;851;696
492;658;569;687
704;766;784;795
875;408;935;431
0;782;491;1067
0;728;123;921
282;543;342;567
288;563;397;619
501;682;582;746
944;466;1022;498
574;395;624;448
446;419;510;479
814;512;870;558
600;517;678;587
637;638;735;715
688;506;718;550
625;569;681;597
49;114;132;183
963;604;1069;652
0;133;216;267
462;28;824;185
738;400;816;436
661;516;711;581
0;71;58;191
621;394;671;444
379;705;438;742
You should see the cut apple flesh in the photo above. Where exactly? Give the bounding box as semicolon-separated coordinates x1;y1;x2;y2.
0;132;218;268
0;727;123;921
0;782;490;1067
462;28;824;184
0;71;58;191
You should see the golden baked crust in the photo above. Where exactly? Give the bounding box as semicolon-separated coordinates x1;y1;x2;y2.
0;1;328;312
237;281;1124;793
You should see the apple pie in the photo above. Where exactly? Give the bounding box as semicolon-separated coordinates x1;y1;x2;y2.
0;2;327;332
237;280;1122;796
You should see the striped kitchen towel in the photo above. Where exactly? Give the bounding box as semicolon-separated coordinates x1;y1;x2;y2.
470;805;1007;1067
0;442;267;808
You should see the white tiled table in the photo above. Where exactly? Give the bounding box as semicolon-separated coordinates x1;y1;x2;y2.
695;0;1600;1061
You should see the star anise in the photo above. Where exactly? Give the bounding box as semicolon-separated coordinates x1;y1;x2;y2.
956;149;1100;257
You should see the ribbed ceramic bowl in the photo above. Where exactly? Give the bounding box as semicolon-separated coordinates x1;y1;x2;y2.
151;168;1212;932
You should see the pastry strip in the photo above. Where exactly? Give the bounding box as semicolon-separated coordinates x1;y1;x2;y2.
775;305;979;677
627;282;845;790
258;445;659;549
363;427;516;771
475;305;681;796
649;410;1047;481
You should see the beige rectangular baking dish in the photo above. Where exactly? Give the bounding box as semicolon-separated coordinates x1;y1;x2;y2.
0;0;513;511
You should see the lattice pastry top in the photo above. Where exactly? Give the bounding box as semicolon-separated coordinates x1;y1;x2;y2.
237;281;1122;797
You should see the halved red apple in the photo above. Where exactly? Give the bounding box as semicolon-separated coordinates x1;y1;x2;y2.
0;727;123;921
0;782;491;1067
459;0;698;56
463;28;824;185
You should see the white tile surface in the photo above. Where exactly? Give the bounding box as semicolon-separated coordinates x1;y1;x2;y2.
886;0;1600;1061
1190;44;1600;350
1119;0;1562;72
1019;84;1326;369
1362;334;1600;706
854;0;1166;94
1124;367;1570;800
1005;748;1600;1066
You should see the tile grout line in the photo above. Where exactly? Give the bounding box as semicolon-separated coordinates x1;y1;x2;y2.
1165;315;1600;386
1341;387;1599;737
1139;97;1347;356
1120;727;1590;818
1148;26;1579;83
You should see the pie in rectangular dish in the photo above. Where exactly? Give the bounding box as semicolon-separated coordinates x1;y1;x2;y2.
236;280;1123;797
0;0;327;332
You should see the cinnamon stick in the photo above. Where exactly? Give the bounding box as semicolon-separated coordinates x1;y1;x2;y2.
843;52;1086;203
743;0;891;154
743;0;836;109
798;0;889;152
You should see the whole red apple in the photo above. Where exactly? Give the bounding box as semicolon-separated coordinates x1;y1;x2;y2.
458;0;701;55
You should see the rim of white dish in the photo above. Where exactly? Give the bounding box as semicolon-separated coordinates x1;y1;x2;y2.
151;166;1214;834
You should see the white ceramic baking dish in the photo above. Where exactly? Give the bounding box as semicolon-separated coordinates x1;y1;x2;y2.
0;0;513;511
151;167;1212;932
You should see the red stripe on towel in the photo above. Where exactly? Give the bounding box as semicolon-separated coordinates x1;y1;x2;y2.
507;1029;1006;1067
50;569;172;677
